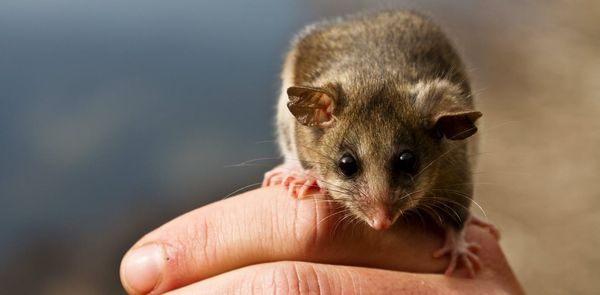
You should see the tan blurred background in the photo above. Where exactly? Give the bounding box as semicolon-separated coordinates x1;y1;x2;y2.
1;0;598;294
471;3;600;294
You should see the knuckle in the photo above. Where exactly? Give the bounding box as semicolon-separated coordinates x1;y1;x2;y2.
178;216;215;270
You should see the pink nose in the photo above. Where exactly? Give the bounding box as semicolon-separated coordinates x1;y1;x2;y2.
371;217;392;230
370;209;393;230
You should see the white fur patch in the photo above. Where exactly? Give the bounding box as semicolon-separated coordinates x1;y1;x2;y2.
410;79;453;109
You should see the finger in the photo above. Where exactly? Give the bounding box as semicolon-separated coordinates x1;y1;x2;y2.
120;187;447;294
463;226;524;292
165;261;524;295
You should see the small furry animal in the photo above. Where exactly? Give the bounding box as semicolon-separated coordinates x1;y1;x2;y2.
262;10;498;277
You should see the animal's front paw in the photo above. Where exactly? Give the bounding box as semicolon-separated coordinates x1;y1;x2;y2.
262;164;320;199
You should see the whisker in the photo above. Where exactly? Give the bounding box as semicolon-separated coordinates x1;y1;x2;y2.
317;208;348;226
422;190;488;219
224;157;282;168
254;139;277;145
414;144;461;178
221;182;263;200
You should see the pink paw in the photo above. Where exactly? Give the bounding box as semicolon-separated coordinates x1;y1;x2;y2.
262;165;320;199
433;229;481;278
433;216;499;278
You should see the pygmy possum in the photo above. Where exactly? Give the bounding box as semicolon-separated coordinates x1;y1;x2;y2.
262;10;499;277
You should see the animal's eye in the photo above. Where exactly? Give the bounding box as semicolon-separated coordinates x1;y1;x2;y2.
338;153;359;177
397;150;417;174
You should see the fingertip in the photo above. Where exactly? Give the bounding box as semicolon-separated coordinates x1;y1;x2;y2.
120;243;171;295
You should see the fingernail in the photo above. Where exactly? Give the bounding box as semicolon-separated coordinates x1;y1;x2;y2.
121;243;166;294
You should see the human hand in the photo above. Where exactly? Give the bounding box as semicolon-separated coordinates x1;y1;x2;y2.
120;187;524;294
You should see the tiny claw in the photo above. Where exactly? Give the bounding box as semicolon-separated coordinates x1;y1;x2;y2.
297;179;316;199
283;175;295;188
292;179;307;198
287;182;297;198
297;185;309;198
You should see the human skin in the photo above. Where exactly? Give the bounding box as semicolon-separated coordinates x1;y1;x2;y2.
120;187;524;294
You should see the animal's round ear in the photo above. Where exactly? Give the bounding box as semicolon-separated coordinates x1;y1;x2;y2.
433;109;482;140
287;85;337;128
413;80;482;140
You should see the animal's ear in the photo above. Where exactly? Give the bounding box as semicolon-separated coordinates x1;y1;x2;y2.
432;108;482;140
414;80;482;140
287;85;336;128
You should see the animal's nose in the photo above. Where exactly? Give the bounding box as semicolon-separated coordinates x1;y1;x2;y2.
369;207;393;230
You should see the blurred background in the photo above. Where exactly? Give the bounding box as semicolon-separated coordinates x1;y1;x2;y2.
1;0;598;294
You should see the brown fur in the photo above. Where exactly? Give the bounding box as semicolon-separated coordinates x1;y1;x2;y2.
278;10;480;230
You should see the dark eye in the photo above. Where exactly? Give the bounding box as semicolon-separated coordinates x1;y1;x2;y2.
338;153;359;177
397;150;417;174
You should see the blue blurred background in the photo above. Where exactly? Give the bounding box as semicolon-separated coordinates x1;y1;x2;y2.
1;0;599;294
